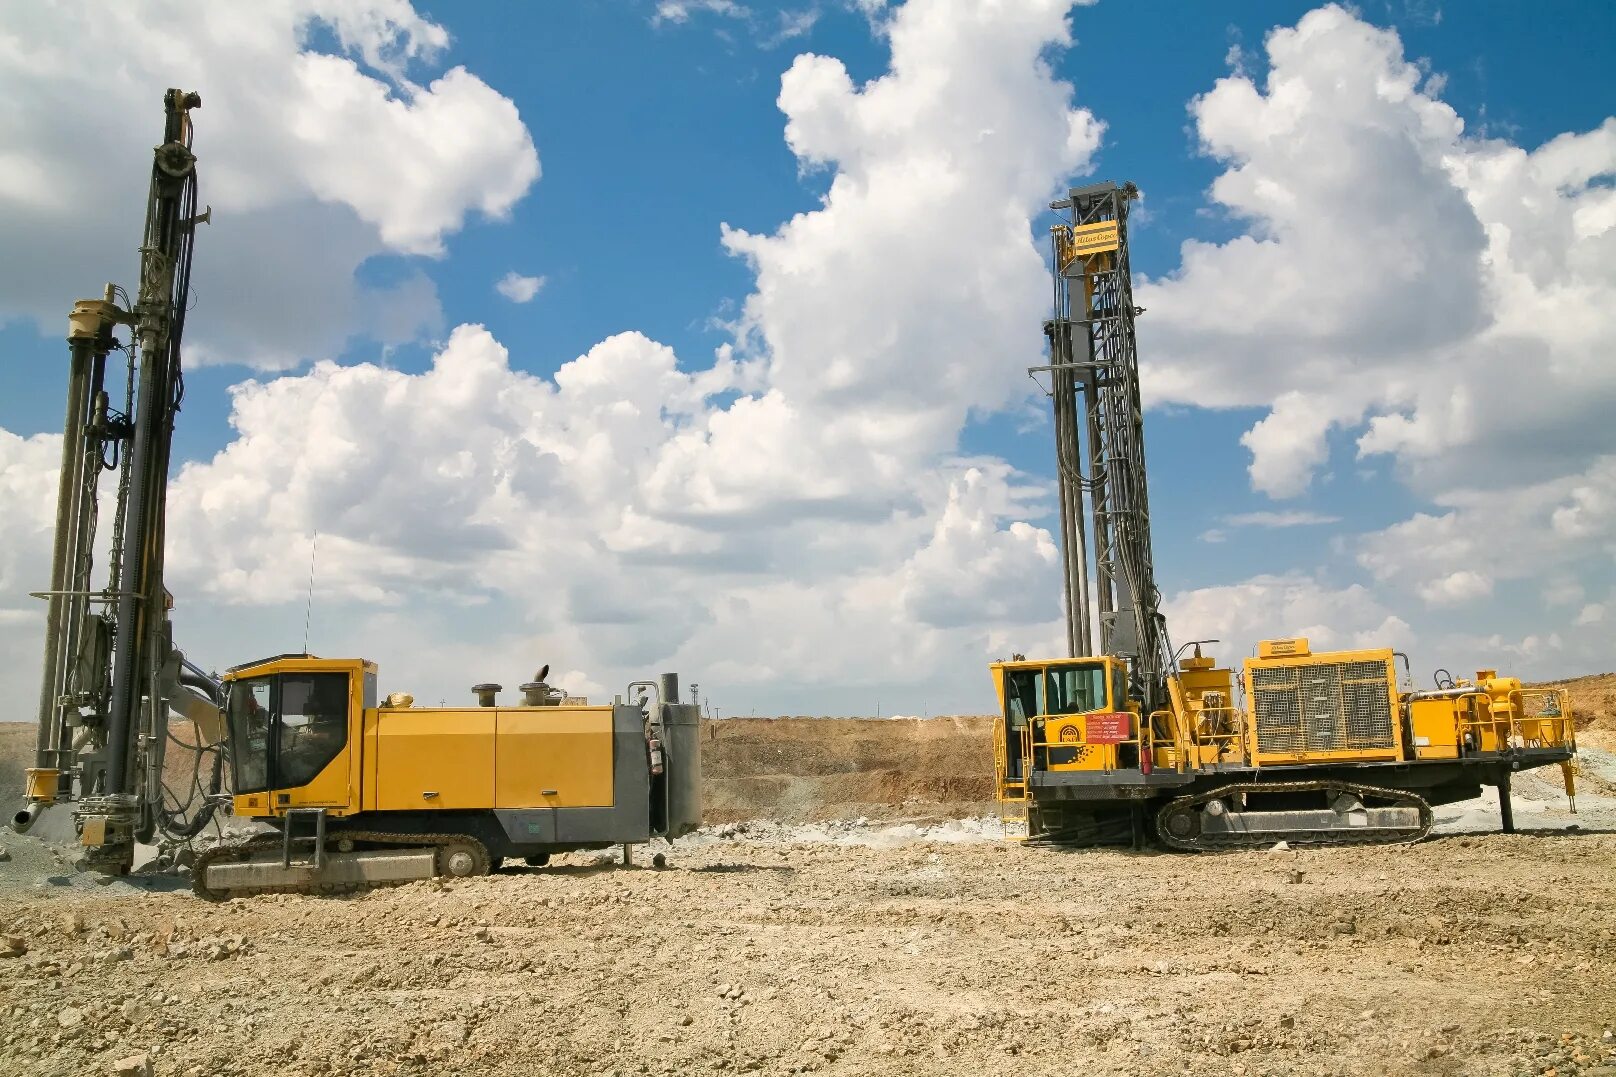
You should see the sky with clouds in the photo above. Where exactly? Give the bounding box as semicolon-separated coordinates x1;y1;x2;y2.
0;0;1611;716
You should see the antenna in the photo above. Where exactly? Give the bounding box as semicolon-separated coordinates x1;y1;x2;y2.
302;531;318;655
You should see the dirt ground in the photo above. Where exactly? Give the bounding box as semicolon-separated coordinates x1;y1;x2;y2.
1;683;1614;1077
3;821;1615;1077
701;715;996;823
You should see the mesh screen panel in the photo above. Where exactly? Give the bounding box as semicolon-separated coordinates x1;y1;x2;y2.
1250;658;1394;755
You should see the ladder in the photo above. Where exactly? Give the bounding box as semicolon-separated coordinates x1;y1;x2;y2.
993;717;1031;840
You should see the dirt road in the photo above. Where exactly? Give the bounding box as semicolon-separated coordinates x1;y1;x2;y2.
3;819;1614;1077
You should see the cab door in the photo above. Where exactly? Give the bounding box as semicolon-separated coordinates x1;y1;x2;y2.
270;670;356;811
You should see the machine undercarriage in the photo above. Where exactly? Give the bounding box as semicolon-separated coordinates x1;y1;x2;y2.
192;808;669;902
1022;753;1566;851
193;829;495;901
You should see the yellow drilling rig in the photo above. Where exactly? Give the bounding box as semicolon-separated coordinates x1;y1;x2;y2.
993;181;1577;849
12;92;703;899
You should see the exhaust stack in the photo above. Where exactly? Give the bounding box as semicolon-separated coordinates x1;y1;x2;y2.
657;671;703;839
521;663;564;707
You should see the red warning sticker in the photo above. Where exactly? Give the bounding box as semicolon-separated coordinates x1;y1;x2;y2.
1085;713;1132;744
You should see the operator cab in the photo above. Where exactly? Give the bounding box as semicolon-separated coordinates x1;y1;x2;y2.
993;656;1137;778
222;655;376;816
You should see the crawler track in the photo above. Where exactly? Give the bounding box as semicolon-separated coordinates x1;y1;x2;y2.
1154;779;1433;852
193;830;491;901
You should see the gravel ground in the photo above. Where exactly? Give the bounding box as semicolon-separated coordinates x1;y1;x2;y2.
2;720;1610;1077
2;820;1614;1077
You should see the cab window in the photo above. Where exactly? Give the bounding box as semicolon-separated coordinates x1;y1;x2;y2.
226;677;272;793
1045;664;1107;714
1004;669;1045;726
274;673;350;789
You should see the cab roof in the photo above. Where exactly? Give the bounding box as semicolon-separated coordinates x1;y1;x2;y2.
223;654;377;679
989;655;1122;671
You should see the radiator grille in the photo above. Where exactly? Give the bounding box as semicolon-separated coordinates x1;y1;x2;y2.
1250;658;1394;755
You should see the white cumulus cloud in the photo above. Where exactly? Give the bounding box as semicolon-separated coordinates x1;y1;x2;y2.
148;325;1066;711
1163;574;1414;665
0;0;1099;713
2;1;1608;715
1129;3;1613;676
1416;570;1493;608
0;430;73;716
1222;510;1342;528
652;0;749;27
495;272;546;303
1356;455;1616;611
0;1;539;369
1136;4;1616;504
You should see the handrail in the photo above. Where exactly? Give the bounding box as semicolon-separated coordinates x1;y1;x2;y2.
991;715;1039;803
1447;687;1575;753
1025;710;1151;772
1025;703;1252;774
1508;688;1575;749
1145;705;1245;771
1147;709;1183;772
992;715;1006;791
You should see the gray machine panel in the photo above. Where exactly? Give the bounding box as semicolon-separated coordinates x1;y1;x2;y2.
555;703;651;843
492;808;557;845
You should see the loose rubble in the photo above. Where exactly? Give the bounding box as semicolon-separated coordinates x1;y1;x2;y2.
0;828;1612;1076
0;718;1611;1074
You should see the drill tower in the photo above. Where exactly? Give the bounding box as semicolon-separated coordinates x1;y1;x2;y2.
1042;181;1172;712
17;90;219;871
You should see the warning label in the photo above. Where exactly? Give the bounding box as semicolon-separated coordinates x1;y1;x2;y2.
1084;712;1132;744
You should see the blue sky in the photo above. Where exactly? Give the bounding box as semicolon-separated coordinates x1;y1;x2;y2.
1;1;1612;714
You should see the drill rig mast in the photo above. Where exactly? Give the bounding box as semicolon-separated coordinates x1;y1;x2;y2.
13;89;220;872
991;179;1578;848
1044;181;1172;714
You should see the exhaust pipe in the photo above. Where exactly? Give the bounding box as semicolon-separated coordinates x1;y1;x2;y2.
12;803;43;833
13;768;58;832
520;664;564;707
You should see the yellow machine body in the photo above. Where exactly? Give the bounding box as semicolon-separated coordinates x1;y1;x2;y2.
1158;652;1240;770
24;768;59;804
990;637;1578;849
1406;671;1574;761
224;656;617;822
365;706;614;812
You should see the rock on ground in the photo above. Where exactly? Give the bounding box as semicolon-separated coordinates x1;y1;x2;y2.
0;828;1613;1076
